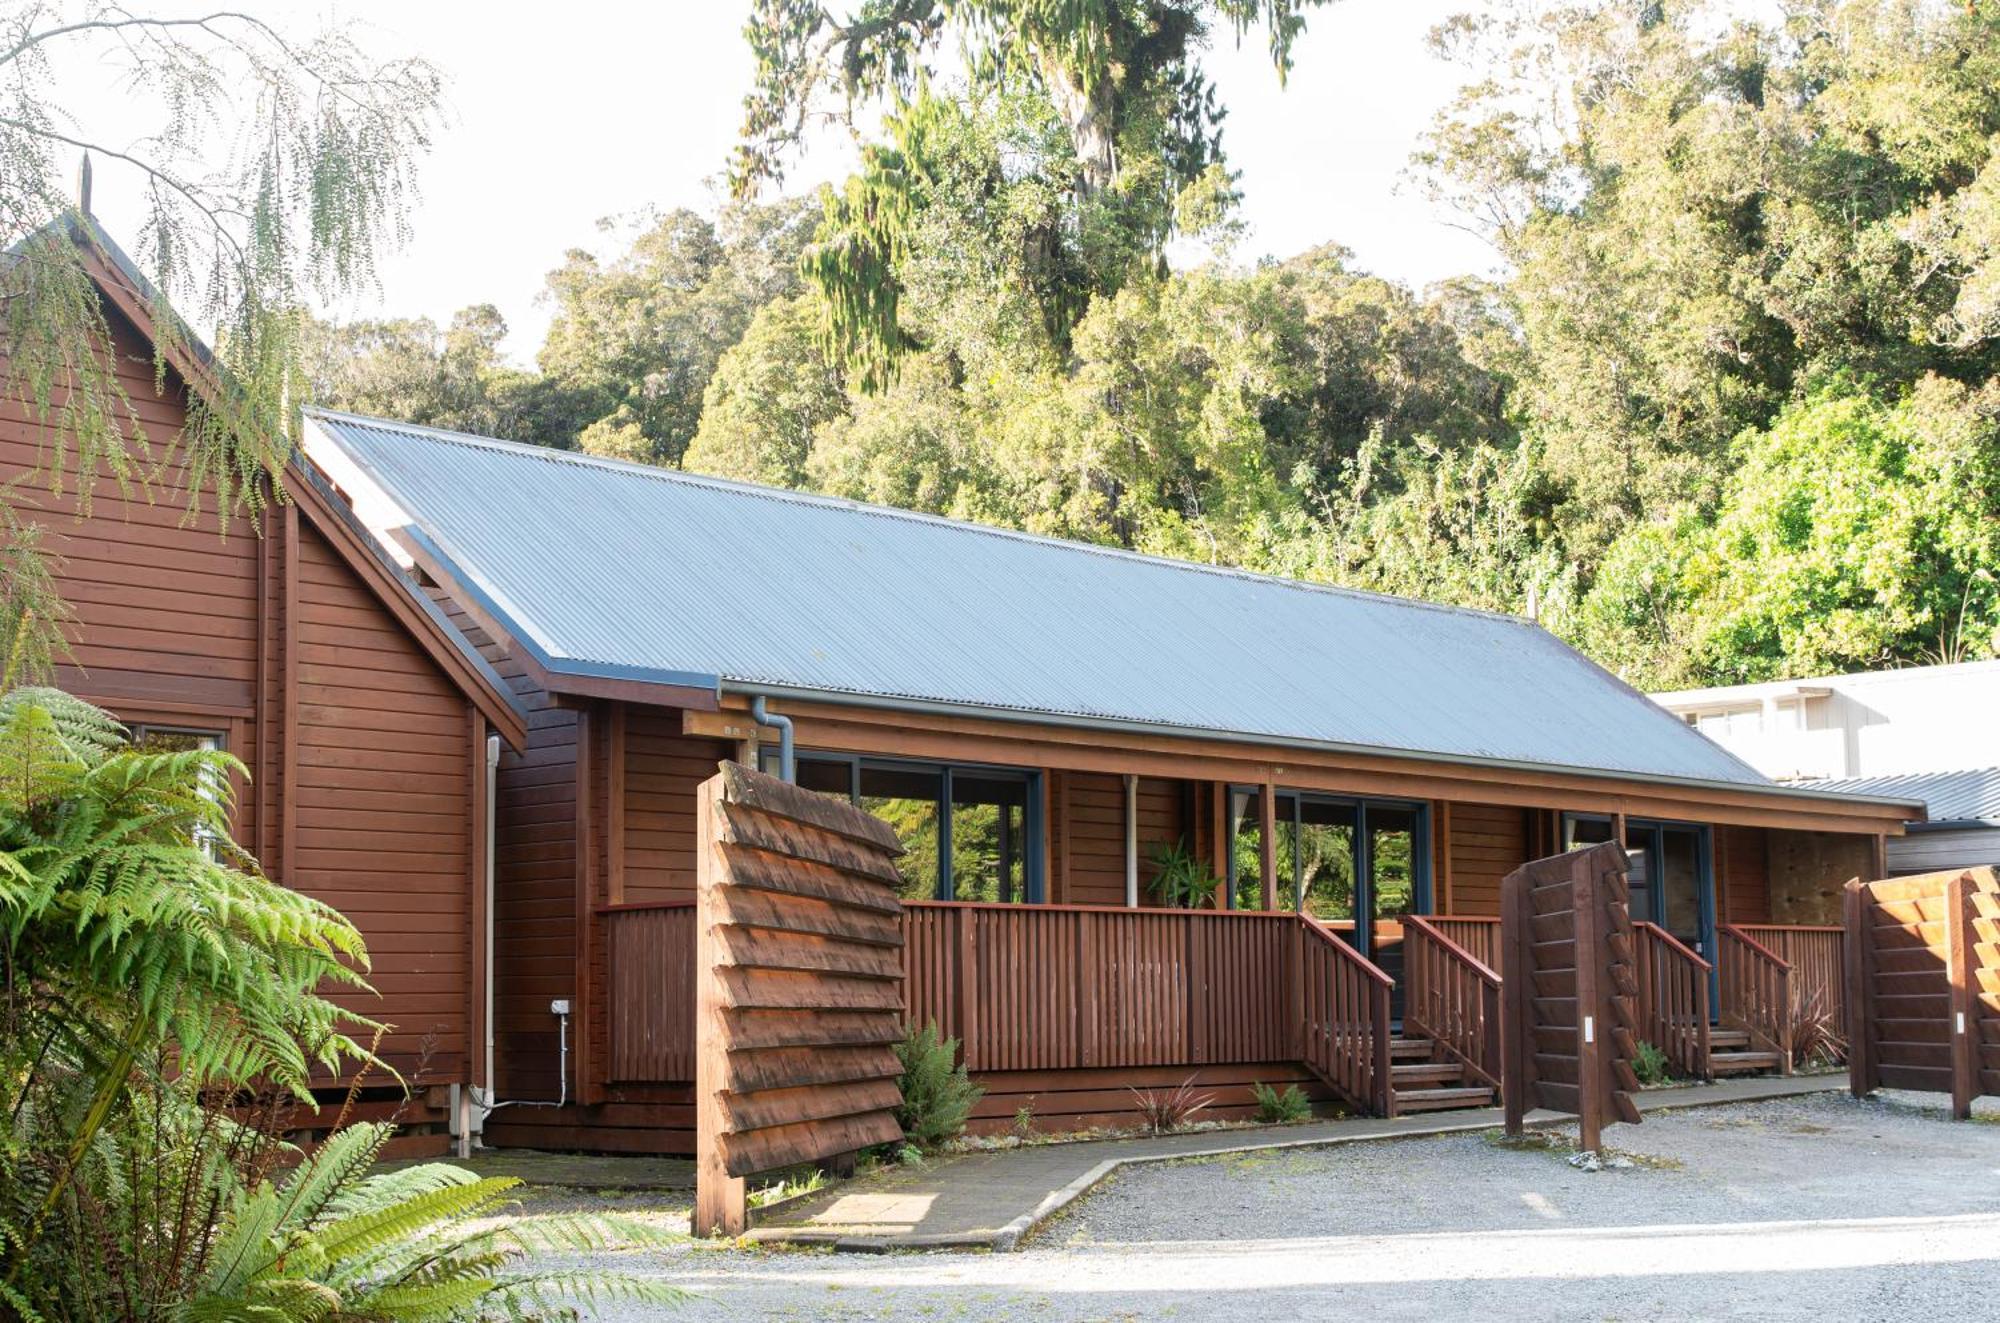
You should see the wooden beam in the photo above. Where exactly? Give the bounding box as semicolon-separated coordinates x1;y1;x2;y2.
757;701;1914;836
607;703;627;907
1259;780;1278;911
1437;800;1454;915
1946;871;1977;1121
1123;773;1139;909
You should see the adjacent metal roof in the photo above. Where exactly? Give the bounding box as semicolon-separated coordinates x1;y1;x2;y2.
1812;768;2000;828
305;409;1794;789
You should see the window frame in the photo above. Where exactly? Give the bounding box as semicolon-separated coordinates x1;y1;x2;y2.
1224;787;1432;951
763;748;1047;904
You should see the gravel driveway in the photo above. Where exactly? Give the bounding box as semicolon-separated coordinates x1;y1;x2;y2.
547;1090;2000;1321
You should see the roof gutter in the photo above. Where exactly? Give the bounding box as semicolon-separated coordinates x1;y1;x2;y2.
716;679;1929;819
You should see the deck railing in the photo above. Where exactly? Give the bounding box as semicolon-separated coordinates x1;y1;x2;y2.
902;901;1391;1112
603;902;697;1082
1734;924;1845;1038
1298;918;1394;1114
1717;925;1792;1072
1426;916;1501;971
1632;921;1712;1079
1402;915;1502;1088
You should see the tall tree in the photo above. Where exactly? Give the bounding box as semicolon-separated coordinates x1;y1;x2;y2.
0;2;442;677
734;1;1337;381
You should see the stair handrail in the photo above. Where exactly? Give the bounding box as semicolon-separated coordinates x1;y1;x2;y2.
1717;923;1792;1075
1401;914;1503;1088
1632;921;1712;1079
1295;916;1395;1117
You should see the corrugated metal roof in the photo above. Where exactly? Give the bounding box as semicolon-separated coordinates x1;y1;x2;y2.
1812;768;2000;827
304;408;1781;787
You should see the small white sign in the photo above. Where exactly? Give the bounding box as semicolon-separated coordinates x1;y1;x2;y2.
1958;1011;1968;1035
1584;1014;1595;1044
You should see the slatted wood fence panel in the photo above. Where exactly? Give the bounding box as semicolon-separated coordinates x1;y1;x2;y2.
1403;915;1502;1088
694;764;908;1237
1736;924;1844;1032
1633;922;1711;1079
1429;916;1502;971
606;903;697;1082
1846;867;2000;1118
1501;842;1641;1151
900;903;1385;1113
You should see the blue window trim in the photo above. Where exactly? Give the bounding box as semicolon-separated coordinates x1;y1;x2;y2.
1224;787;1432;955
768;748;1045;903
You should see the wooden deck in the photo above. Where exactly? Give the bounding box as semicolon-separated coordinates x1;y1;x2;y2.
600;899;1850;1132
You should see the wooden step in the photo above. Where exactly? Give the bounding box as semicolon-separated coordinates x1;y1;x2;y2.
1390;1037;1434;1060
1709;1029;1751;1049
1392;1061;1466;1086
1393;1085;1497;1113
1708;1050;1783;1075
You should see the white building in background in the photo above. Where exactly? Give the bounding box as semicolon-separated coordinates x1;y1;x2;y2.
1653;659;2000;875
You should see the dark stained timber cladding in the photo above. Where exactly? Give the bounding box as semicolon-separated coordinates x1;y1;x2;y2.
695;762;908;1211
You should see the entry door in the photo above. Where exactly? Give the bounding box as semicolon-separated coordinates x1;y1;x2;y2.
1629;820;1720;1013
1362;802;1427;1011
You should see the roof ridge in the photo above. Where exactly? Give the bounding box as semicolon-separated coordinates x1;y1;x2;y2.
301;406;1547;632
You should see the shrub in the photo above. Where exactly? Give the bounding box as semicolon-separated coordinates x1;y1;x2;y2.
1789;987;1847;1069
1148;838;1223;909
895;1020;983;1150
1251;1081;1313;1124
1129;1076;1214;1135
1632;1040;1671;1086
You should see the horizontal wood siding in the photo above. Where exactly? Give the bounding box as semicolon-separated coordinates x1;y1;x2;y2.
969;1063;1336;1135
1061;773;1187;906
1447;802;1529;917
4;303;483;1099
622;708;728;906
1719;824;1771;925
432;595;577;1104
294;526;473;1078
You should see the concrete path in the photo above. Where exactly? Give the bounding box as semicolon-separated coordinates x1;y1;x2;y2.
751;1073;1846;1251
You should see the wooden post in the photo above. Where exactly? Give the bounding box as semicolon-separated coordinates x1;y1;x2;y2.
1501;867;1529;1136
1573;854;1605;1153
1843;880;1872;1099
1123;773;1139;909
606;703;627;906
1372;964;1394;1116
1870;834;1888;882
693;783;746;1237
1946;871;1977;1120
955;904;978;1062
1437;801;1454;915
1259;780;1278;911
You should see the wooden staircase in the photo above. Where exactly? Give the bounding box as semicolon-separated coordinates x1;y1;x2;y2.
1706;1026;1784;1076
1389;1034;1499;1113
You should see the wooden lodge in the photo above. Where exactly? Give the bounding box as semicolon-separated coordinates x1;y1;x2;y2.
301;408;1919;1154
2;219;530;1154
14;215;1923;1159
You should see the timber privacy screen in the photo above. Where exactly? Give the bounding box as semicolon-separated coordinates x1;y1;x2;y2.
1845;866;2000;1118
693;763;909;1236
1501;840;1642;1151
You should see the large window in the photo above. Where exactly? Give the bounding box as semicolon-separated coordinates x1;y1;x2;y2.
1226;789;1430;945
765;751;1043;903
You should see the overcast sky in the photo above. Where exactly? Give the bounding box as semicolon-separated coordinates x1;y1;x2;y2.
81;2;1499;364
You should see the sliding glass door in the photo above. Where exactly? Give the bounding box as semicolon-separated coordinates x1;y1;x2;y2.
1228;789;1431;962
